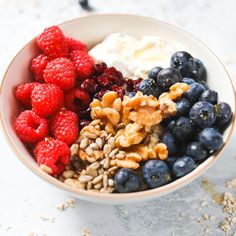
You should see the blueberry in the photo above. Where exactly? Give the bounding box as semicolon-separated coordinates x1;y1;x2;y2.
186;142;209;161
172;156;196;178
189;101;216;128
198;128;223;151
138;79;160;98
190;58;207;81
165;156;178;167
156;68;182;91
198;80;209;90
148;66;163;81
162;132;178;156
183;77;195;85
126;91;136;97
174;97;191;118
183;82;205;104
215;102;232;127
167;120;176;131
114;168;141;193
199;90;218;104
142;160;171;188
78;0;93;10
171;117;196;142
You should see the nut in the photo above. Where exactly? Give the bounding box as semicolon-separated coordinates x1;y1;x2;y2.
62;170;75;179
70;144;79;156
80;138;89;149
110;159;139;169
79;175;93;183
92;174;104;185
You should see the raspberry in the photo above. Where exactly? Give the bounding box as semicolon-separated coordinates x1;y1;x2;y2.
37;26;68;60
31;54;48;82
66;37;87;53
32;84;64;117
64;87;90;112
94;89;108;100
79;119;91;129
104;67;124;86
43;57;76;90
34;138;70;175
80;79;98;94
70;50;94;79
92;62;107;77
15;110;48;143
110;85;125;99
50;110;79;145
15;82;40;108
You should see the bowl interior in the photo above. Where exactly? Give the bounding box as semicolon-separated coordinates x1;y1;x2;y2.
1;14;235;204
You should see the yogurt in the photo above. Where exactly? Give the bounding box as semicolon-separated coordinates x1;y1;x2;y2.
89;33;183;79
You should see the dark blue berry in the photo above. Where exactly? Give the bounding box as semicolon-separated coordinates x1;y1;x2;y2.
198;128;223;151
199;80;209;90
126;91;136;97
114;168;141;193
172;156;196;178
148;66;163;81
138;79;160;98
171;117;196;142
215;102;232;127
142;160;171;188
183;82;205;104
182;77;195;85
186;142;209;161
162;132;178;156
165;156;178;167
167;120;176;131
175;97;191;118
156;68;182;91
199;90;218;104
189;101;216;128
190;58;207;81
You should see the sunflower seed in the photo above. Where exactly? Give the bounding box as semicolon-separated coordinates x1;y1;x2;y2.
79;175;93;183
95;138;103;149
88;161;100;170
108;166;118;173
86;168;97;177
62;170;75;179
103;157;110;169
108;179;114;187
92;174;103;185
103;144;112;154
94;182;102;190
89;143;99;150
87;157;96;163
100;188;106;193
107;137;115;149
85;146;94;155
103;174;108;188
105;187;115;193
117;123;126;129
84;132;97;139
80;138;89;149
87;181;92;190
70;144;79;156
109;148;119;158
90;119;101;126
115;153;126;159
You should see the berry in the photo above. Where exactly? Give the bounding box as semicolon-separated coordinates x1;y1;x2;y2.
31;84;64;117
104;67;124;86
43;57;76;90
186;142;208;161
171;117;196;142
156;68;182;91
66;37;87;53
199;90;218;104
34;138;70;175
125;78;143;92
97;74;112;88
70;50;94;79
37;26;68;60
190;58;207;81
15;110;48;143
50;110;78;145
94;89;108;100
183;82;205;104
199;80;209;90
142;160;171;188
161;132;178;156
64;87;90;112
189;101;216;128
15;82;40;108
165;156;178;167
79;119;91;129
92;62;107;77
198;128;223;151
31;54;49;82
138;79;160;98
215;102;232;127
114;168;141;193
182;77;195;85
174;97;191;118
80;79;98;94
148;66;163;81
110;85;125;98
172;156;196;178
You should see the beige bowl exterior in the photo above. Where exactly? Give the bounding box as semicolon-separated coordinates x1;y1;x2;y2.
0;14;235;204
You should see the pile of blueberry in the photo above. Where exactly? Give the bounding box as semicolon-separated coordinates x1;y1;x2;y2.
114;51;233;193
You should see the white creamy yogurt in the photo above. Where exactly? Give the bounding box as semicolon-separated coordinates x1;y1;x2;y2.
89;33;183;79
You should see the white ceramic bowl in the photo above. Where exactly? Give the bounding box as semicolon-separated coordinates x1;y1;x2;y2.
0;14;235;204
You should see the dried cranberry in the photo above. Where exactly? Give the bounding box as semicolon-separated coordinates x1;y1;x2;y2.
94;89;108;100
78;108;91;119
125;78;143;92
79;119;91;129
92;62;107;77
96;75;112;88
81;79;98;94
133;78;143;91
110;85;125;99
104;67;124;86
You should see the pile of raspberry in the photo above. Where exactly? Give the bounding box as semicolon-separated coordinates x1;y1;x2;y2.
15;26;142;176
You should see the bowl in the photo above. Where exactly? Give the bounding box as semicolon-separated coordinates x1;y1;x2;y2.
0;14;235;204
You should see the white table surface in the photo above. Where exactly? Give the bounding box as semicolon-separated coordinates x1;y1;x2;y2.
0;0;235;235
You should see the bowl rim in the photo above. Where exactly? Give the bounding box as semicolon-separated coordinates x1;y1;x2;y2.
0;13;235;203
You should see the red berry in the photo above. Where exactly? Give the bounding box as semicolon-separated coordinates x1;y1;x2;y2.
96;75;112;88
31;54;49;82
94;89;108;100
66;37;87;53
125;78;143;92
70;50;94;80
64;87;90;112
110;85;125;99
34;138;70;175
37;26;68;60
79;119;91;129
80;79;98;94
92;62;107;77
43;57;76;90
50;110;79;145
15;82;40;108
32;84;64;117
15;110;48;143
133;78;143;91
104;67;124;86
